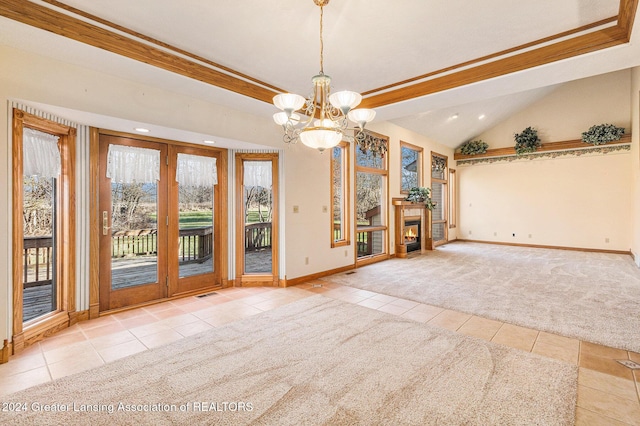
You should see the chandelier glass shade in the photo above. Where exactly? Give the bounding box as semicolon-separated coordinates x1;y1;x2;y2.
272;0;376;152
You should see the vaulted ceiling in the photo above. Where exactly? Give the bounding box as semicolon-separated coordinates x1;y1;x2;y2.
1;0;639;148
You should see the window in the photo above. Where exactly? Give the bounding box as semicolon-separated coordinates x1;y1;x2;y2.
449;168;457;229
400;141;422;193
355;132;389;264
235;153;279;286
12;109;76;353
431;152;448;246
331;142;350;247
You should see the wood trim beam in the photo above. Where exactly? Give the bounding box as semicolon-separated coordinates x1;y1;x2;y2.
0;0;635;110
0;0;279;104
41;0;284;93
619;0;640;36
360;26;628;109
361;16;618;97
453;134;632;160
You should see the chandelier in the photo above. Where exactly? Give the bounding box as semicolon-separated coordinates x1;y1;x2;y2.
272;0;376;153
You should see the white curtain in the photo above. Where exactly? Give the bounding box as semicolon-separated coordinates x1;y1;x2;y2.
23;128;61;178
244;161;272;188
176;154;217;186
106;144;160;183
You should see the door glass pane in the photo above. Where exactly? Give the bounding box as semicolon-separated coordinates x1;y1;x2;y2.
23;176;56;322
110;182;158;289
244;161;273;274
178;183;214;278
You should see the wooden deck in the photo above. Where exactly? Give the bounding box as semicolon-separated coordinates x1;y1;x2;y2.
23;250;273;321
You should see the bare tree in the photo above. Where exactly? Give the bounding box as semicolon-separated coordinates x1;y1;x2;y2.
23;176;54;236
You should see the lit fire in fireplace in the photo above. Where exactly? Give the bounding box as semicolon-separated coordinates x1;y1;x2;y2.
404;226;417;242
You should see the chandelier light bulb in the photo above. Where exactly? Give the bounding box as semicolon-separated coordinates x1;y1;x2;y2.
348;108;376;128
273;93;305;114
273;112;301;126
329;91;362;115
299;129;342;152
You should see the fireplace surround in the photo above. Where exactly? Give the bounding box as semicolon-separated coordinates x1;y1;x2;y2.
393;199;432;258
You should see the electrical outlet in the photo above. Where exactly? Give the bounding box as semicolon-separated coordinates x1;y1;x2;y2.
344;250;348;257
322;205;328;213
528;234;532;239
305;257;309;265
468;230;472;235
605;237;610;243
493;232;497;237
293;205;299;213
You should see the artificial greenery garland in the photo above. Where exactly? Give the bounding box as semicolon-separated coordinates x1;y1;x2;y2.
459;140;489;155
514;126;541;155
405;187;436;210
581;124;625;145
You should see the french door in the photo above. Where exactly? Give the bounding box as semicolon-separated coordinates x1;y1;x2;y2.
99;135;168;310
98;134;224;311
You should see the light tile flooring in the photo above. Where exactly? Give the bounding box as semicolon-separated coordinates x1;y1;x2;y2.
1;280;639;425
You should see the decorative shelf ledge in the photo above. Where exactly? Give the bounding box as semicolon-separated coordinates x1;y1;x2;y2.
453;134;631;161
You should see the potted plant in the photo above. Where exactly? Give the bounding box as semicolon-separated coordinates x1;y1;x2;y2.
459;139;489;155
405;187;436;210
514;126;541;155
581;124;625;145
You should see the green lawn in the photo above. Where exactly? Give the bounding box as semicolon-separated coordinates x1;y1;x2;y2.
178;211;213;229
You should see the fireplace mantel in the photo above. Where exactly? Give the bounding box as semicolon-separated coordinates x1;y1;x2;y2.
392;198;432;258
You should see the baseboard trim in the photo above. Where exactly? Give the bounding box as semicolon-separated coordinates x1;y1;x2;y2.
457;239;632;256
284;264;356;287
1;339;9;364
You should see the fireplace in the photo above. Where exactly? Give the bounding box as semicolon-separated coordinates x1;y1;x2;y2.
404;220;421;252
393;198;432;258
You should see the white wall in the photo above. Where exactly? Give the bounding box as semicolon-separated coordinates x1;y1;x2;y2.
478;70;631;148
457;70;633;251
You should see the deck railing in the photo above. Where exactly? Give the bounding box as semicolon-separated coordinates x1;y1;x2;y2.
245;222;272;251
23;222;274;287
23;236;54;288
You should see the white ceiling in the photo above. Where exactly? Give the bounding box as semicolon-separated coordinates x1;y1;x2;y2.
1;0;639;148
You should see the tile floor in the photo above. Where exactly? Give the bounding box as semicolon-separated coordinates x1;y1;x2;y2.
1;281;639;425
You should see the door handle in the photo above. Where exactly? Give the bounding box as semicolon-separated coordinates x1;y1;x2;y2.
102;211;111;236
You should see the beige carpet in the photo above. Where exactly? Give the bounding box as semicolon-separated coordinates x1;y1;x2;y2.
5;295;576;425
325;242;640;352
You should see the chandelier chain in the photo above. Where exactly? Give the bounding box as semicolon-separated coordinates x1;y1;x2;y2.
319;5;324;74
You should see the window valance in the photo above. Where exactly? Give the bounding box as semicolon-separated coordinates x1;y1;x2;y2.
23;128;61;178
106;144;160;184
244;161;272;188
176;154;217;187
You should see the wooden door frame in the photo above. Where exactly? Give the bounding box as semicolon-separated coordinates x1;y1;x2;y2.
97;134;168;312
168;144;228;297
90;129;229;316
235;153;279;287
11;109;76;354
